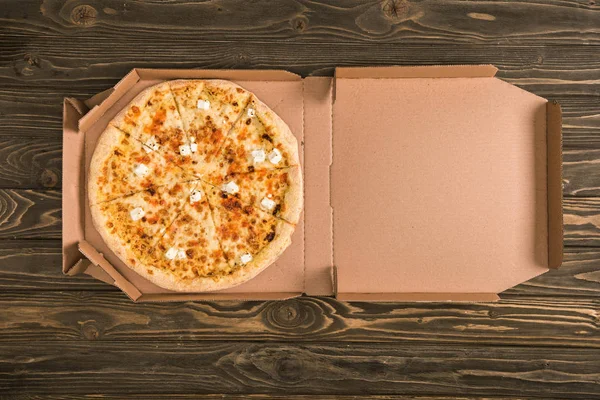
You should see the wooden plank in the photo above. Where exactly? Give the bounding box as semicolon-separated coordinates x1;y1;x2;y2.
564;149;600;196
2;42;599;91
2;0;599;45
565;197;600;247
0;395;574;400
505;247;600;297
0;291;597;346
0;190;60;239
2;238;599;295
0;138;61;189
0;240;109;291
1;342;598;397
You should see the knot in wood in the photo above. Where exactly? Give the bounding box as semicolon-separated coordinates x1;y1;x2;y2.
275;356;303;382
39;168;59;188
268;299;303;329
81;321;101;340
71;5;97;26
291;16;308;32
382;0;409;21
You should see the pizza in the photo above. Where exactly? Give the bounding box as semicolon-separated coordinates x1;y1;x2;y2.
88;79;302;292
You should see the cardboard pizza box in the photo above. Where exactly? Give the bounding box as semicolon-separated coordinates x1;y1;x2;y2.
62;65;563;302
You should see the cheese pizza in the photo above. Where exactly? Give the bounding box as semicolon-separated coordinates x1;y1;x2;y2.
88;80;302;292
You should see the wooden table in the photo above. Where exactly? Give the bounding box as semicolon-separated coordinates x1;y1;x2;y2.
1;0;599;398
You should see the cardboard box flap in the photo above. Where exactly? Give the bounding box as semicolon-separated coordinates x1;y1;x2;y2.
336;65;498;79
547;101;563;268
331;73;549;295
79;69;142;133
62;98;88;273
78;241;143;301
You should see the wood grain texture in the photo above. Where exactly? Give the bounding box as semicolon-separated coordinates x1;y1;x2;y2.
0;396;577;400
0;189;60;239
0;138;61;189
1;0;598;45
1;342;599;397
565;197;600;247
0;292;597;346
0;240;107;290
564;149;600;196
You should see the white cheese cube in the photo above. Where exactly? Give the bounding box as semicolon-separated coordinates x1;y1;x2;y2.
260;197;276;210
179;144;191;156
240;253;253;265
176;249;187;260
133;163;149;177
268;149;282;164
144;136;160;153
130;207;145;221
165;247;178;260
251;149;266;163
190;190;203;204
197;99;210;110
222;181;239;194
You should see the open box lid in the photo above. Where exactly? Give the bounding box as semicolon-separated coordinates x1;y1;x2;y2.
330;65;563;301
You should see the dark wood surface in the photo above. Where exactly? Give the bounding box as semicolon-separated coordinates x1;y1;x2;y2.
1;0;599;398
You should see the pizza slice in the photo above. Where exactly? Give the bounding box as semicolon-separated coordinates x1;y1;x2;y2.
140;184;231;291
110;82;189;165
88;125;192;205
204;181;294;270
169;79;251;173
90;180;199;268
206;95;300;176
203;166;303;224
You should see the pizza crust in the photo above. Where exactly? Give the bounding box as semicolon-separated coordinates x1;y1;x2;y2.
88;125;124;205
280;166;303;224
132;220;295;292
110;83;168;135
89;202;135;269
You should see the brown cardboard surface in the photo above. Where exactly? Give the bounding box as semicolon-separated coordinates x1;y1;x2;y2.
332;76;550;294
547;101;564;268
336;293;500;302
62;98;88;273
303;77;334;295
336;65;498;79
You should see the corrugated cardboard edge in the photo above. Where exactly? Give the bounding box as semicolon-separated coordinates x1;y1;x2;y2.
336;293;500;302
547;101;564;268
336;65;498;79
